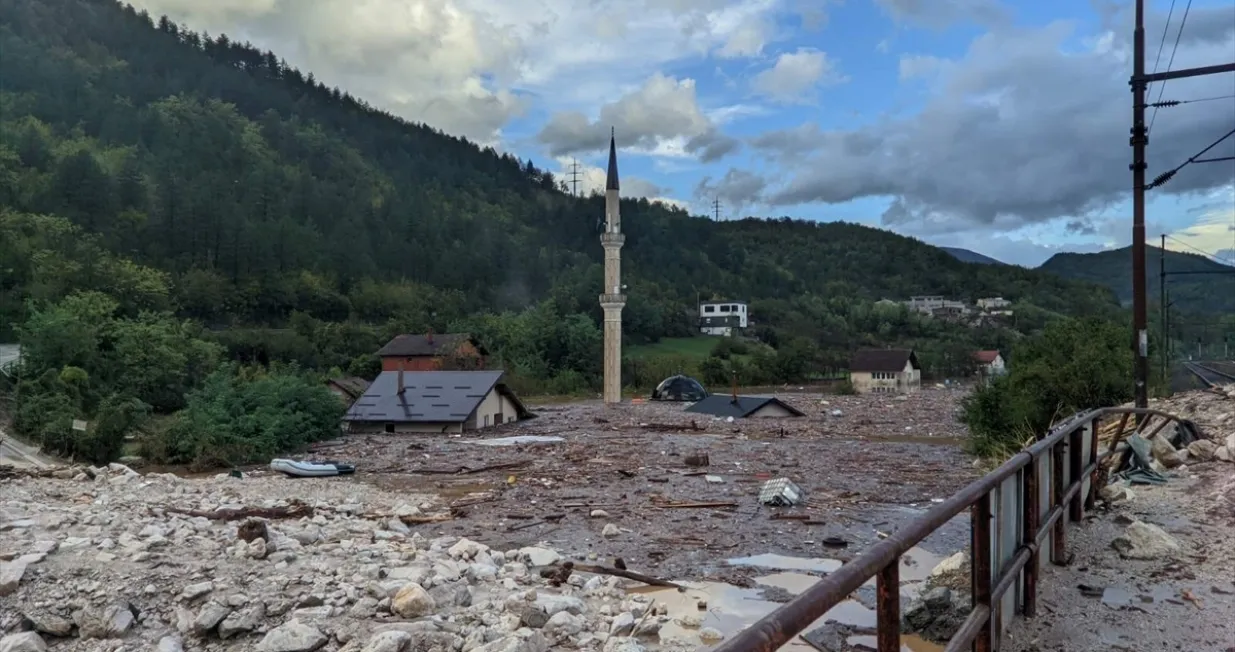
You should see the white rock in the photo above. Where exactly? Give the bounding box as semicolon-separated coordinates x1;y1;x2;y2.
74;603;134;639
257;621;328;652
589;510;610;518
0;632;47;652
0;561;27;596
1217;445;1233;463
157;636;185;652
699;627;725;642
392;582;436;618
929;551;968;577
609;612;635;636
180;581;214;601
544;611;584;637
601;524;621;538
1111;521;1181;560
448;538;489;560
521;547;561;567
361;630;411;652
1186;439;1217;461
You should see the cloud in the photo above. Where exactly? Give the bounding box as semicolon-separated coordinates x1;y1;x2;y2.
536;73;739;161
750;48;846;102
693;168;768;216
756;8;1235;233
129;0;797;144
874;0;1011;29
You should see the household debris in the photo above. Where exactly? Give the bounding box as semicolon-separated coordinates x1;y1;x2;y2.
758;478;806;507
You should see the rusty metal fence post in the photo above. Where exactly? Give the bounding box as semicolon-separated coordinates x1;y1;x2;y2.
971;491;993;652
1021;456;1039;617
1050;442;1067;565
876;561;900;652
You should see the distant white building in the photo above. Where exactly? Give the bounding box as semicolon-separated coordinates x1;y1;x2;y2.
906;296;969;317
699;300;748;337
976;297;1013;316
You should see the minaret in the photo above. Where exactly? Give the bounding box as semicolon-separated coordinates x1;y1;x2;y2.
599;128;626;405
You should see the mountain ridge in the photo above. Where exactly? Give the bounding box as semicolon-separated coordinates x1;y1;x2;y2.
0;0;1125;364
1038;245;1235;315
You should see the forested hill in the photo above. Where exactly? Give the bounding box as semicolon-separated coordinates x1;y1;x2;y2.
1039;246;1235;316
0;0;1119;354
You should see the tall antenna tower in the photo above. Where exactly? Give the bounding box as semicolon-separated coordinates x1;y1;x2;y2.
712;197;721;221
568;159;581;196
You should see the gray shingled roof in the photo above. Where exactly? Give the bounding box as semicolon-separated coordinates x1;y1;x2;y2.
377;333;482;357
342;370;524;424
685;395;804;419
849;349;920;373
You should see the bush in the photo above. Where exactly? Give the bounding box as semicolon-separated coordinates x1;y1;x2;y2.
145;365;343;469
962;318;1133;457
834;379;857;395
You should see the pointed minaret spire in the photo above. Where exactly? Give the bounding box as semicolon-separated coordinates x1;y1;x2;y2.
606;127;620;191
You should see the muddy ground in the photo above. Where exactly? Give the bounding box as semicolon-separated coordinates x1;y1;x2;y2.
313;389;980;585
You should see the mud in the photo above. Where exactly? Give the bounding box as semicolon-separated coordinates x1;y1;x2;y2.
319;390;978;583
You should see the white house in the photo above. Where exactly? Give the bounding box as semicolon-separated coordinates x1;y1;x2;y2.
974;350;1007;376
699;300;748;336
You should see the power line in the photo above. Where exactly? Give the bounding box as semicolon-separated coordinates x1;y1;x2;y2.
1147;0;1177;98
1148;0;1193;134
712;197;721;221
1145;127;1235;190
1145;93;1235;108
1165;234;1235;265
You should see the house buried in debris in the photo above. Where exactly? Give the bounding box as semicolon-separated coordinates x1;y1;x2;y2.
848;348;922;394
686;393;804;419
341;369;530;434
377;332;487;371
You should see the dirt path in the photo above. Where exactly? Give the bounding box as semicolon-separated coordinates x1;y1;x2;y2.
1002;462;1235;652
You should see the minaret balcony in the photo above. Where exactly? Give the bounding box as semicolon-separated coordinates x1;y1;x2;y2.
600;232;625;247
599;293;627;307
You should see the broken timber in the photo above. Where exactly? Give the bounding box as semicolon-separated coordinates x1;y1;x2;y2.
540;561;684;590
159;502;313;521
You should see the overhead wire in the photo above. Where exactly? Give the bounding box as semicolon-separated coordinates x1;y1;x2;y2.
1145;128;1235;190
1146;93;1235;108
1165;234;1234;266
1148;0;1193;134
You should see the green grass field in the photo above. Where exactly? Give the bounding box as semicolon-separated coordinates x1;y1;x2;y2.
627;337;717;360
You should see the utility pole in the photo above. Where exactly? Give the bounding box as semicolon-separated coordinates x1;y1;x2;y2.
1130;0;1235;412
1159;234;1165;387
1130;0;1148;412
568;159;581;196
712;197;721;221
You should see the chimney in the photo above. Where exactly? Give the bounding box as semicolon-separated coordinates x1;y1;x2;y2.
730;371;738;405
397;361;405;395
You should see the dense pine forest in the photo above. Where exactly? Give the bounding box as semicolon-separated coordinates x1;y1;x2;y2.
0;0;1159;464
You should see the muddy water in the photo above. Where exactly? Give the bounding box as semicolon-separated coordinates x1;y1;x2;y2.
632;549;947;651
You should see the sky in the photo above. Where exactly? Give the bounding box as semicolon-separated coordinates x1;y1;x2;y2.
128;0;1235;267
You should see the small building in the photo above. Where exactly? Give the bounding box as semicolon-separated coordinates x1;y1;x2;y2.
976;297;1012;312
651;375;709;402
325;377;371;404
974;350;1007;376
342;370;530;434
906;296;969;318
699;300;749;337
377;332;487;372
685;394;805;419
849;349;922;394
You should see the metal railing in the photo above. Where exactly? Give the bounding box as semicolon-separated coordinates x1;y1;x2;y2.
714;406;1186;652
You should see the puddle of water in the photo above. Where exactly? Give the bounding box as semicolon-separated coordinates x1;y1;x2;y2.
848;634;946;652
469;435;564;446
727;547;944;585
634;547;952;650
727;553;843;574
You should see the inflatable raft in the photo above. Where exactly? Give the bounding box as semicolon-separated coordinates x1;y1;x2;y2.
270;458;356;478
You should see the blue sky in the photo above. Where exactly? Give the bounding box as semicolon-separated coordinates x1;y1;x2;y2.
133;0;1235;267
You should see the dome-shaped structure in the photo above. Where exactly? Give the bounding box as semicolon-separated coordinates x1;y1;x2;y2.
651;375;709;402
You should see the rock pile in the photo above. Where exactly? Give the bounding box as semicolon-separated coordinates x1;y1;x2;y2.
0;464;713;652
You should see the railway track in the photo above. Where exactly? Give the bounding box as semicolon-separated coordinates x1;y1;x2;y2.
1184;361;1235;388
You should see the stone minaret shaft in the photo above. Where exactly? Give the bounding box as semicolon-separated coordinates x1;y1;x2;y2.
599;129;625;405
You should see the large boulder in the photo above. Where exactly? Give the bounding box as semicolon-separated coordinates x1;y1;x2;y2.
1111;521;1181;560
